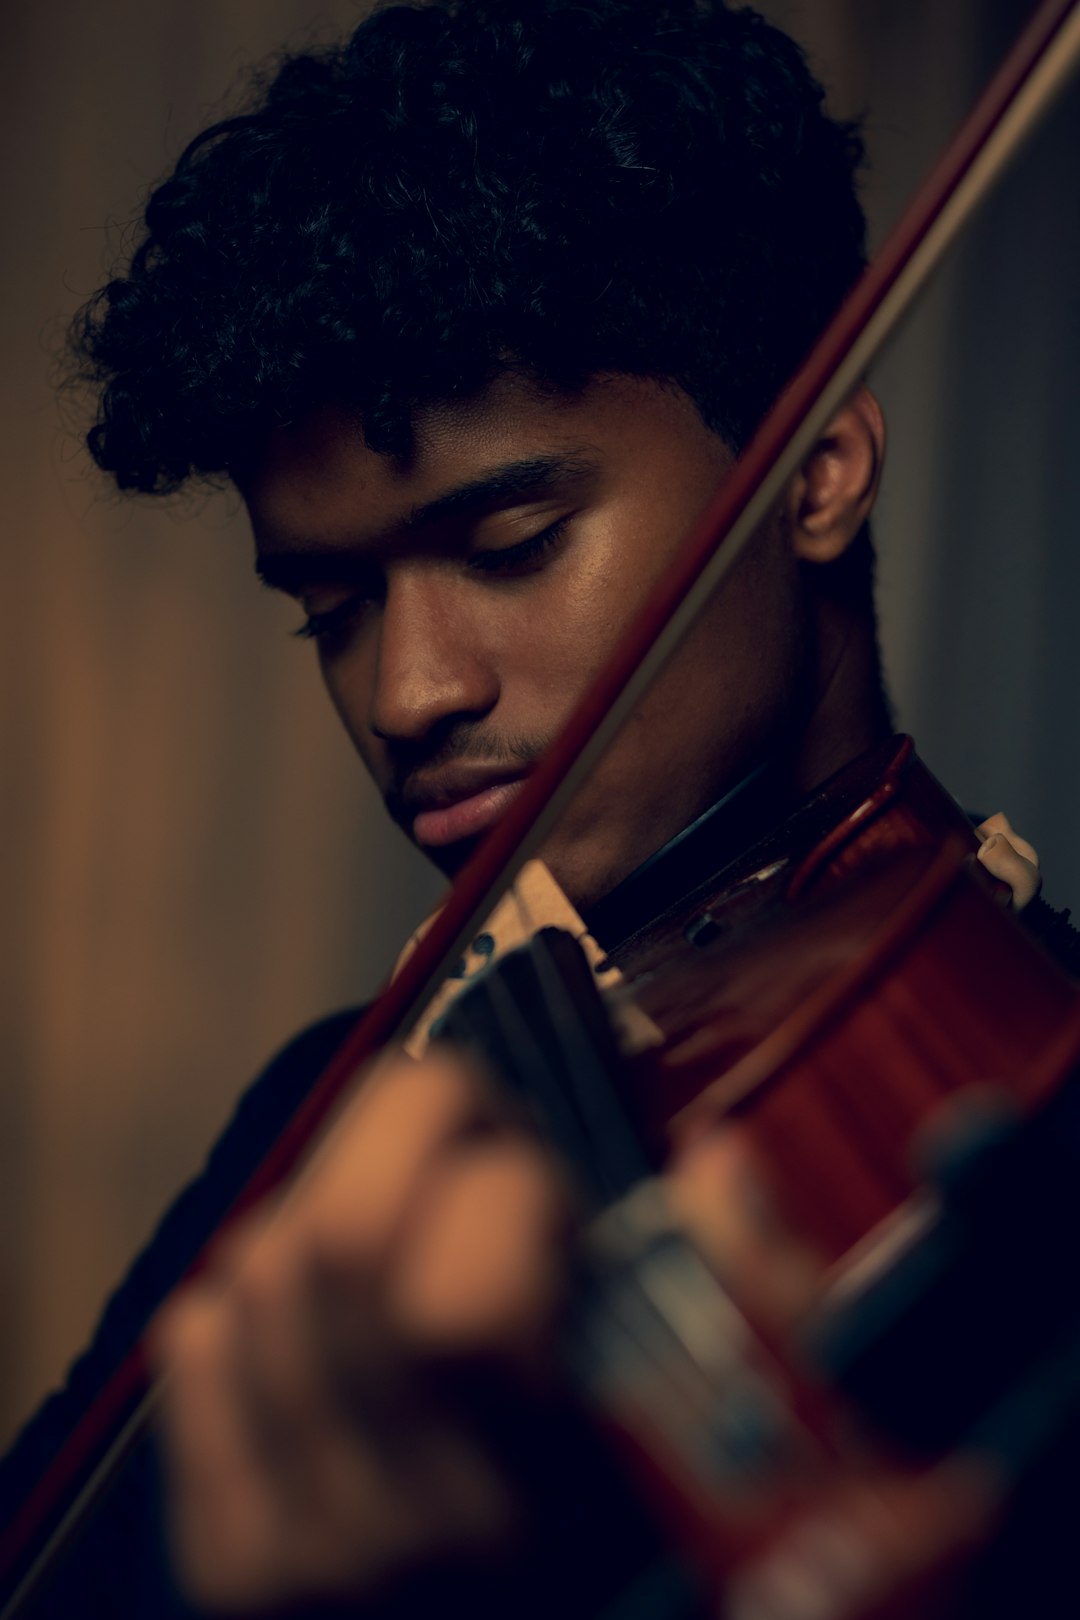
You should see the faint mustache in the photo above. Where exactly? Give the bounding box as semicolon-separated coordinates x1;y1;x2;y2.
383;727;550;830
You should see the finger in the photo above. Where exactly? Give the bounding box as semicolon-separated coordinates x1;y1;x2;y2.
293;1046;508;1272
668;1124;823;1326
977;832;1042;910
975;811;1039;867
152;1056;535;1612
258;1284;522;1594
385;1133;573;1366
157;1241;418;1607
225;1216;356;1505
154;1287;287;1613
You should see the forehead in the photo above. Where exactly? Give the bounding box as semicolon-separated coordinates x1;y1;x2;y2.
243;373;729;549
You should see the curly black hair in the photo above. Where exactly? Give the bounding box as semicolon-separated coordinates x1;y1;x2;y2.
72;0;866;494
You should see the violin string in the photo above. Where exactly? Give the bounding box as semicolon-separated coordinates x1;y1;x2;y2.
501;927;756;1450
461;908;711;1424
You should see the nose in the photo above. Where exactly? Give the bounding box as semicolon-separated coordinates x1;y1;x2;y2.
368;568;498;745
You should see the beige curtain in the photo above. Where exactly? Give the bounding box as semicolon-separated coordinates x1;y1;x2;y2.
0;0;444;1446
3;0;1077;1449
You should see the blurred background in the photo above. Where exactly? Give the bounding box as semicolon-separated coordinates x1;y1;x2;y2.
1;0;1078;1448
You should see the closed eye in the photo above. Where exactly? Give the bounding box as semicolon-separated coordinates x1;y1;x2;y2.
468;514;572;575
291;515;572;642
292;593;374;642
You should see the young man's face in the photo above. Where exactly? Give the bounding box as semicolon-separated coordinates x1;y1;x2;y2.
246;374;814;912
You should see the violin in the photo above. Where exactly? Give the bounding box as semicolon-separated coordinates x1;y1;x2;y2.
5;1;1080;1615
434;733;1080;1616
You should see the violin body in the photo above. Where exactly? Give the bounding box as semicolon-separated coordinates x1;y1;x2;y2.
616;736;1080;1241
539;735;1080;1616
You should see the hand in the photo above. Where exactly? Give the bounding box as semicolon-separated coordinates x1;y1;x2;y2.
974;811;1041;910
153;1047;576;1614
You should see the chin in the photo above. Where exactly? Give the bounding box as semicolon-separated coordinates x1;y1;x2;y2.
535;841;621;917
411;825;619;921
419;835;480;880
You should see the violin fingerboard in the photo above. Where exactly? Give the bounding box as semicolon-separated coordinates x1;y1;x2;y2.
433;926;656;1206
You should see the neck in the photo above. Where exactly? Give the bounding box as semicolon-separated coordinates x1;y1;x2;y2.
583;753;795;948
586;596;892;951
788;588;892;799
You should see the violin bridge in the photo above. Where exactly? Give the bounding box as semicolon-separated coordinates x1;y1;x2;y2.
395;858;661;1062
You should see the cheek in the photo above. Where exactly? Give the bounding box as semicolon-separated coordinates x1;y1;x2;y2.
316;643;380;761
690;536;808;726
513;515;686;700
500;518;806;812
463;552;639;733
697;547;802;688
614;534;808;785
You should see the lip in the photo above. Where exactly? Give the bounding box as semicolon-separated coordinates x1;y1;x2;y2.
405;767;532;848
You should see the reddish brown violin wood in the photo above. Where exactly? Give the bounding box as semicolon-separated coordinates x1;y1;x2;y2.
614;740;1080;1260
580;748;1080;1613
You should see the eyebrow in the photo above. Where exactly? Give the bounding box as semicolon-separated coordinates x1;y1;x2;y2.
255;451;598;593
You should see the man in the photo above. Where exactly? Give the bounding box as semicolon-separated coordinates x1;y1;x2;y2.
0;0;1050;1614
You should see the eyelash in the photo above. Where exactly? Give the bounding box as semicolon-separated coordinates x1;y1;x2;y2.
292;515;572;642
467;514;571;575
293;599;368;642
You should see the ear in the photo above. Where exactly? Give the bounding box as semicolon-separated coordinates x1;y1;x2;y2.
787;386;885;563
